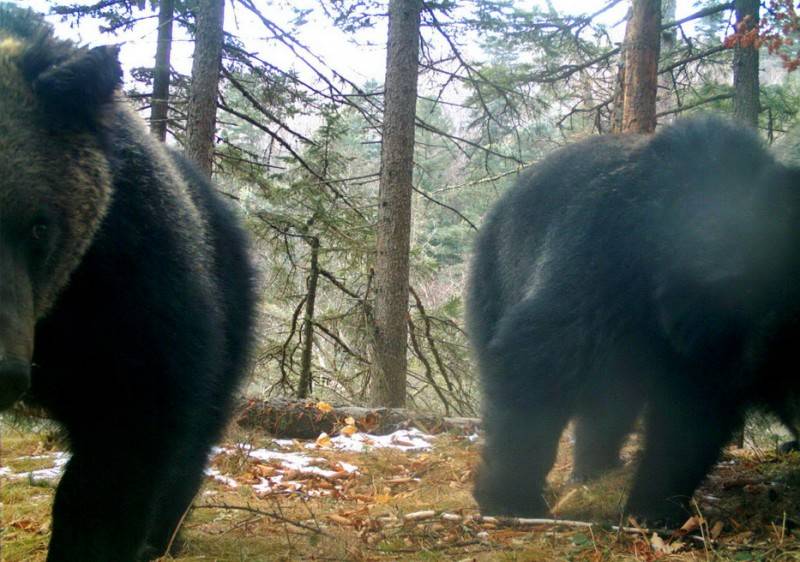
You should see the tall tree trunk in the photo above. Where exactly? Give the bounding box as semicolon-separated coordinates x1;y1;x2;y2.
297;237;320;399
731;2;760;446
610;58;626;132
733;0;760;128
657;0;676;119
370;0;422;408
731;0;761;450
610;6;629;135
150;0;174;142
660;0;677;49
622;0;662;133
185;0;225;177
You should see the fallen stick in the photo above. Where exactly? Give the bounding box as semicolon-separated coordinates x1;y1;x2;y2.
434;512;723;547
194;503;331;536
476;515;594;528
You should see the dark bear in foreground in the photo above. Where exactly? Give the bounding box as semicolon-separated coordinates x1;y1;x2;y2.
0;5;255;561
468;115;800;525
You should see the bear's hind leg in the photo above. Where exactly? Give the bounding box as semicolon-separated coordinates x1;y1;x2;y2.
572;374;643;482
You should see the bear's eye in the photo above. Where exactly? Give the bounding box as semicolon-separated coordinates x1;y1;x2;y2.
31;223;49;242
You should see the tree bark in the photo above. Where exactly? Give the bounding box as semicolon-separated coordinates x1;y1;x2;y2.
622;0;662;133
370;0;422;407
297;237;320;399
657;0;676;119
185;0;225;177
611;6;632;133
660;0;677;50
733;0;760;128
150;0;174;142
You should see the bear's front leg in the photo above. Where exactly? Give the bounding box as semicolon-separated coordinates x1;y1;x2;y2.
625;389;741;527
47;448;162;562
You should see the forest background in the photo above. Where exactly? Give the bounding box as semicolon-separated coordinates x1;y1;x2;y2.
13;0;800;418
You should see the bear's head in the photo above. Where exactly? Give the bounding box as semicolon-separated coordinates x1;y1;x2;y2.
0;3;121;409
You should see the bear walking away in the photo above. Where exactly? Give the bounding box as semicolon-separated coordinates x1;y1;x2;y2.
0;5;255;560
468;114;800;525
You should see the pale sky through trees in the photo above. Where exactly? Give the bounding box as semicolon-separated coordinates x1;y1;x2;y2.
11;0;703;87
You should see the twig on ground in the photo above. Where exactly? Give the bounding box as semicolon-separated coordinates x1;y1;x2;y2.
194;502;331;536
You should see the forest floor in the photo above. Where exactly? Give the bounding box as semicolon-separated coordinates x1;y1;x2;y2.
3;417;800;561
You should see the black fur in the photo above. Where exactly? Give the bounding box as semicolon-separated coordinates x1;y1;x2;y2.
31;115;256;561
468;115;800;524
0;5;256;560
33;45;123;121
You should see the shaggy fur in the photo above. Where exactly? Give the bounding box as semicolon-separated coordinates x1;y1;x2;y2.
0;5;256;561
468;115;800;524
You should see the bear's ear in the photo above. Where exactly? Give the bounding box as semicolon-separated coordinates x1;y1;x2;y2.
31;45;122;122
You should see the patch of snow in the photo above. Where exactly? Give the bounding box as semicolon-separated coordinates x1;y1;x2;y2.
16;454;57;460
243;448;358;478
209;445;358;496
205;467;239;488
3;451;70;482
206;429;433;495
309;429;433;452
252;474;294;495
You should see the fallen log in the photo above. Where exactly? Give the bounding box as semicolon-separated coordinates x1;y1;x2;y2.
236;397;480;439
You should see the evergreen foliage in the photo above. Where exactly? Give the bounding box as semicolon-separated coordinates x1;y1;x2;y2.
33;0;800;415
